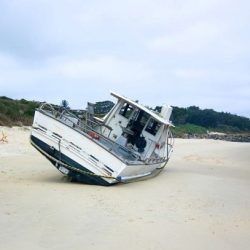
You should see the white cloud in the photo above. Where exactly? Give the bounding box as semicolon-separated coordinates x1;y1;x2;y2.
52;55;153;84
0;53;154;107
147;1;250;58
173;68;208;79
0;0;249;117
148;21;221;54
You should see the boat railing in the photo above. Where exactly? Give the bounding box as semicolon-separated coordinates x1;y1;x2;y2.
38;103;173;165
165;129;174;160
144;128;174;164
38;104;142;162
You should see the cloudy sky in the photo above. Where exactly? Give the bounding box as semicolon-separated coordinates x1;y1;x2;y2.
0;0;250;117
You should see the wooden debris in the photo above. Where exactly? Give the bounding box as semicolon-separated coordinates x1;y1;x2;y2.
0;132;8;143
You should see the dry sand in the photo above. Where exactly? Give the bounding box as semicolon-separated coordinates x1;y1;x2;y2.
0;127;250;250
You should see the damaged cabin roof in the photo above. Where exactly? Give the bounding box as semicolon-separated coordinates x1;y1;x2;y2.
111;92;173;126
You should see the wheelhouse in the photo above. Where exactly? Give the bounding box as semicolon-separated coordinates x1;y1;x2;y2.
99;92;173;162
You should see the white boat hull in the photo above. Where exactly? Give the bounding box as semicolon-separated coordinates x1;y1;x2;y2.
31;111;167;186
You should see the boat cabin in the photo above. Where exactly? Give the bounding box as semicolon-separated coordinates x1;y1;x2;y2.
98;92;173;161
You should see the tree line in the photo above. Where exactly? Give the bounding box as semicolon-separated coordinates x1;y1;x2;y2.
0;96;250;133
171;106;250;133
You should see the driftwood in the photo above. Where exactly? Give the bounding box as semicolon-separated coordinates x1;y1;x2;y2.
0;131;8;143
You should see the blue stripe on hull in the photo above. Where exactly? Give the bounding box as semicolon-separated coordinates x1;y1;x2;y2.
30;135;114;186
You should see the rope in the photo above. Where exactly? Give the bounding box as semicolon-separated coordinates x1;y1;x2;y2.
30;138;117;180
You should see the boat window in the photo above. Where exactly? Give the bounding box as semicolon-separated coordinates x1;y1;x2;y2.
139;112;150;128
119;103;134;119
145;118;161;135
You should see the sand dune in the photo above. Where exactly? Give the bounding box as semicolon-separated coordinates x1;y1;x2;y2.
0;127;250;250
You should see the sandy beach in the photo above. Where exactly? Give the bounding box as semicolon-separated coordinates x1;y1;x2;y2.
0;127;250;250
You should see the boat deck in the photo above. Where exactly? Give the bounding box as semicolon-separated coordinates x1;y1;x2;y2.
97;137;141;162
38;107;143;164
37;104;172;165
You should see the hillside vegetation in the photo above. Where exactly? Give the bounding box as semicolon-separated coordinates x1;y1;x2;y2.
171;106;250;136
0;96;40;126
1;97;250;137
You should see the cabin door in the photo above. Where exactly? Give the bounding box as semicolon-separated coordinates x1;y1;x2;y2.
127;109;149;145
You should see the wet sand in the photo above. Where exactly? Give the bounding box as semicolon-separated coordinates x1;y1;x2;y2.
1;127;250;250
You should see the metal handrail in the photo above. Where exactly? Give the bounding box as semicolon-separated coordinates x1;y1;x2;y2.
38;103;173;164
38;103;141;162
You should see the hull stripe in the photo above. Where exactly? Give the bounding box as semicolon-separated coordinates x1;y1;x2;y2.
30;135;116;186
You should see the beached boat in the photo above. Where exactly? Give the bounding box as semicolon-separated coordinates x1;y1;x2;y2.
30;92;174;186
